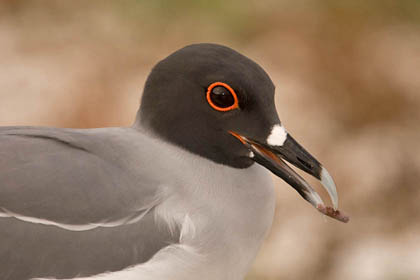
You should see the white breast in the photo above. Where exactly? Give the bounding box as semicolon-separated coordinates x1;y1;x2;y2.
45;139;276;280
148;148;276;280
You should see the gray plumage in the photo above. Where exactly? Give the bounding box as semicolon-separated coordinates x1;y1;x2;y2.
0;127;179;279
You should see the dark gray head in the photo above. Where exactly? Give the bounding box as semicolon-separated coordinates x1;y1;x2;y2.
138;43;278;168
136;43;348;222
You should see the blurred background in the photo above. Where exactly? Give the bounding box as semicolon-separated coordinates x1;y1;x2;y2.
1;1;419;279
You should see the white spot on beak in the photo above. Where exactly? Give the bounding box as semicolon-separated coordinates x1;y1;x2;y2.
320;167;339;210
249;151;254;158
267;124;288;146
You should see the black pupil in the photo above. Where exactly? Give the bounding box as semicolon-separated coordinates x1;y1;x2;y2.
210;86;234;108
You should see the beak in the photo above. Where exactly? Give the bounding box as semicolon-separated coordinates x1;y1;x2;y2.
230;130;349;223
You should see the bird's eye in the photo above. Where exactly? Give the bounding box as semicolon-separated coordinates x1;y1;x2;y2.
206;82;239;112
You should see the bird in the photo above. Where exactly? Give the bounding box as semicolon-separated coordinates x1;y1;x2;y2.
0;43;348;280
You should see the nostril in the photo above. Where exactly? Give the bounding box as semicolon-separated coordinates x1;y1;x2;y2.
297;157;313;170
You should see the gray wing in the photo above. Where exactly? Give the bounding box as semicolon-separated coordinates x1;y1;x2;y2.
0;127;179;280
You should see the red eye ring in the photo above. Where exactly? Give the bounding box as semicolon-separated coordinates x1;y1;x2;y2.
206;82;239;112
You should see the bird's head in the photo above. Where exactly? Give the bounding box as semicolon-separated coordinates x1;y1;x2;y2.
137;43;348;223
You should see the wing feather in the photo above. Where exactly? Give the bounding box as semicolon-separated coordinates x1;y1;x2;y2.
0;127;158;224
0;126;180;280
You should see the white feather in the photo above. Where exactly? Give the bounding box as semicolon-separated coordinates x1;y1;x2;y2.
266;124;287;146
0;206;154;231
